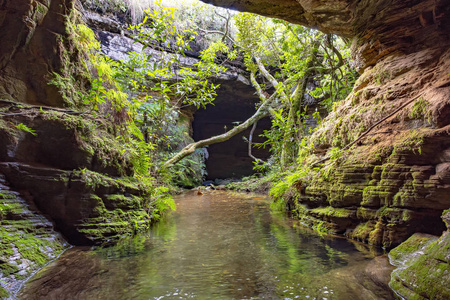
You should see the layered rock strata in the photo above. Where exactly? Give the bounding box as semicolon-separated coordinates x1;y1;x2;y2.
0;1;159;287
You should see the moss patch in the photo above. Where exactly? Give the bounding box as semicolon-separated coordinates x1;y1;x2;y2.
0;188;67;296
389;233;437;266
389;231;450;299
0;286;8;298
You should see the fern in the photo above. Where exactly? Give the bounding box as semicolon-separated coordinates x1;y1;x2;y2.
16;123;37;136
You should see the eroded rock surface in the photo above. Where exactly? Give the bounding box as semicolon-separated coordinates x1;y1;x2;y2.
0;175;68;298
0;106;157;246
0;0;76;106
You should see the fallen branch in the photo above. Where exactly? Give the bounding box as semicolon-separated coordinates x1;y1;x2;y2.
164;85;275;167
0;99;84;116
311;93;423;167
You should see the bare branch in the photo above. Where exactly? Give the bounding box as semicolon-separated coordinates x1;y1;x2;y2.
197;28;236;44
248;121;266;163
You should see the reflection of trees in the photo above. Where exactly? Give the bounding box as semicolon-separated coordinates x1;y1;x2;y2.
21;192;387;299
253;210;357;297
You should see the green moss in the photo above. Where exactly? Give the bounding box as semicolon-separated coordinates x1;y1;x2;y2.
409;97;430;122
389;233;437;265
391;129;426;156
348;221;374;242
390;234;450;299
0;227;64;268
0;190;67;291
106;194;141;209
361;186;393;207
0;190;16;200
78;187;155;244
35;2;47;14
0;262;19;276
368;219;383;245
0;286;8;298
374;70;391;85
356;207;377;220
310;206;354;219
81;208;150;238
443;209;450;227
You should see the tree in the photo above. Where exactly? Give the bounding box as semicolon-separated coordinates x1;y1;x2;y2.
163;10;356;170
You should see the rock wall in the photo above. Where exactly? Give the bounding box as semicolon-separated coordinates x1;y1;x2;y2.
0;175;68;298
388;212;450;299
0;0;76;106
0;2;161;295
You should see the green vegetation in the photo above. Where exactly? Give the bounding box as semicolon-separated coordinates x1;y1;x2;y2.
0;286;8;298
0;191;67;293
409;97;430;121
389;232;450;299
15;123;37;136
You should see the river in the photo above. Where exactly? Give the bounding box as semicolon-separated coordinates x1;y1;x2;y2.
19;190;395;299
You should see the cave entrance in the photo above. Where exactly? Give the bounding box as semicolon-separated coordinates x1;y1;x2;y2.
192;79;271;180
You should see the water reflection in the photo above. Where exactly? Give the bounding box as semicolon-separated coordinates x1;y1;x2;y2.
19;190;394;299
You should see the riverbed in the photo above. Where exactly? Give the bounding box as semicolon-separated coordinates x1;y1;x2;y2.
19;190;394;299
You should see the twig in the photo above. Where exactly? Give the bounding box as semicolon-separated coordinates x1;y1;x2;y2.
197;28;236;44
248;121;266;163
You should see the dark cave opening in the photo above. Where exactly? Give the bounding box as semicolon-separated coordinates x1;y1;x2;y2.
192;79;271;180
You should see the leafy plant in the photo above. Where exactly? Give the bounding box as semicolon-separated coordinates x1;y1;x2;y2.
16;123;36;136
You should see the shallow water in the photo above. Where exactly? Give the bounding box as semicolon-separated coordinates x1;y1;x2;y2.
19;190;394;299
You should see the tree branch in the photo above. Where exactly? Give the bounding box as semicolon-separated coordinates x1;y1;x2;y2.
163;75;275;167
248;121;266;163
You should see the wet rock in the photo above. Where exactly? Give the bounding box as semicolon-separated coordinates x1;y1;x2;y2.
0;175;69;298
389;223;450;299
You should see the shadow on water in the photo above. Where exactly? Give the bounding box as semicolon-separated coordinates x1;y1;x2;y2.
19;190;395;299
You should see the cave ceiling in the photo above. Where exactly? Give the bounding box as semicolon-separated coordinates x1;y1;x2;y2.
200;0;450;70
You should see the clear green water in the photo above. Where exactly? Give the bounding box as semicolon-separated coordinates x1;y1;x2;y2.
19;190;394;299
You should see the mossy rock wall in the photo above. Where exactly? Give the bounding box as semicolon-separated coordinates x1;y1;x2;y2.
0;175;68;298
0;106;157;246
288;44;450;247
281;16;450;248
